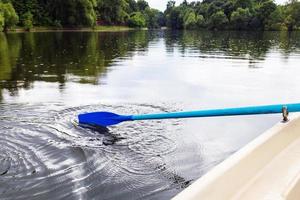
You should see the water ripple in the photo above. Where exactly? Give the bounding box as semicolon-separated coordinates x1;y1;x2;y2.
0;103;191;200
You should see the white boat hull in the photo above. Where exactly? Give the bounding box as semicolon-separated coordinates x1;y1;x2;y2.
173;114;300;200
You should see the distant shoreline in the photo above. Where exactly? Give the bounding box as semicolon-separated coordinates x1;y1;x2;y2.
5;26;297;33
6;26;146;33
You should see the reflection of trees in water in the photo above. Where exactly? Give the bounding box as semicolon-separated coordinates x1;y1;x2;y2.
279;31;300;59
1;30;300;100
164;30;300;62
0;31;152;98
0;33;22;80
0;33;23;97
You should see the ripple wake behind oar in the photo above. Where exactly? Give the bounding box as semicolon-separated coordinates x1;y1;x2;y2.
0;103;193;200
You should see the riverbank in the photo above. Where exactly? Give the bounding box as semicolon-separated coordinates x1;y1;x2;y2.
5;26;297;33
6;25;141;33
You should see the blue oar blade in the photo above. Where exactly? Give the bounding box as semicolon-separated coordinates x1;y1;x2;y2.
78;112;131;127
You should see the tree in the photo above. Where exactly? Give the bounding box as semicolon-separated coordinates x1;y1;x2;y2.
264;6;284;30
209;11;228;29
195;3;209;18
96;0;128;24
167;0;176;10
0;0;295;31
128;11;146;27
255;0;277;29
284;0;300;30
207;3;221;17
0;2;19;30
22;11;33;31
230;8;251;30
43;0;97;27
181;0;188;7
125;0;138;13
165;0;176;20
144;8;164;28
166;6;183;29
196;14;205;28
223;0;235;18
9;0;40;24
79;0;97;27
183;11;197;29
137;0;149;11
156;11;166;27
234;0;253;10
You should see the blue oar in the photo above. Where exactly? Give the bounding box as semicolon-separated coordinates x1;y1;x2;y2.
78;103;300;127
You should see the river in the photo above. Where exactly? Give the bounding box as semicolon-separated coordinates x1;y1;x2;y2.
0;30;300;199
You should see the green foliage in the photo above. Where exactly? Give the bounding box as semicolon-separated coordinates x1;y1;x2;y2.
59;0;97;27
96;0;128;24
264;6;284;30
0;13;4;31
166;1;176;11
125;0;138;13
234;0;253;10
137;0;149;11
0;2;19;30
128;12;146;27
254;0;276;29
209;11;228;29
196;15;205;28
165;0;300;31
231;8;251;30
1;0;300;31
283;0;300;30
144;8;164;28
22;12;33;31
80;0;97;27
166;7;183;29
195;3;209;18
0;0;165;30
183;11;197;29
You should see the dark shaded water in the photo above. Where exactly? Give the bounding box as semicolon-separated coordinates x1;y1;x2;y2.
1;30;300;199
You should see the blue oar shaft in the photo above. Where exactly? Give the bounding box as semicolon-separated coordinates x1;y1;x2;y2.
131;103;300;121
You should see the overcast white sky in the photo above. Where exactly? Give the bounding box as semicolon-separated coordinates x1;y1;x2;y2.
147;0;288;11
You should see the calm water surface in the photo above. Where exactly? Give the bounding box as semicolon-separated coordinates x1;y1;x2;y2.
1;30;300;199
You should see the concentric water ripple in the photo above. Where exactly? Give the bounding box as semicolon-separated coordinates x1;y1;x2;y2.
0;103;191;200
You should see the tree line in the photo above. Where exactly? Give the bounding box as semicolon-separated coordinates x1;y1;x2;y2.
0;0;299;31
0;0;165;31
165;0;300;31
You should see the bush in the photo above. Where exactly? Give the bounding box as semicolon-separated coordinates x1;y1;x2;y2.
128;12;146;27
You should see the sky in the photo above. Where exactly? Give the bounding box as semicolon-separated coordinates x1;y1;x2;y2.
146;0;288;11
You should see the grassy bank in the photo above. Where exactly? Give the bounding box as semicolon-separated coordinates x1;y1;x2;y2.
94;25;136;31
7;26;138;33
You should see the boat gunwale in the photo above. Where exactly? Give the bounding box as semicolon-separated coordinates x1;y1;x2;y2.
173;114;300;200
